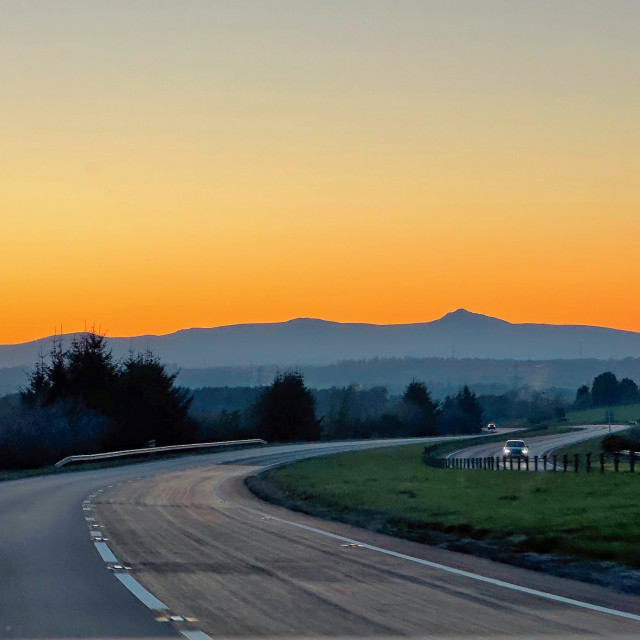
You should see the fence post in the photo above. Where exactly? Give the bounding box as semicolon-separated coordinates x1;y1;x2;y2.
553;455;557;472
586;453;591;473
600;453;605;473
510;456;514;471
525;456;529;471
563;454;568;472
503;456;507;470
630;451;635;473
534;455;538;472
614;453;620;472
574;454;579;473
543;455;547;471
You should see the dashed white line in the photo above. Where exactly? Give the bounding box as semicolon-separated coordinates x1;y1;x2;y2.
94;541;118;563
180;630;214;640
114;573;169;610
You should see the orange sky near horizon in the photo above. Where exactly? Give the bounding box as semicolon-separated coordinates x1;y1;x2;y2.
2;2;639;344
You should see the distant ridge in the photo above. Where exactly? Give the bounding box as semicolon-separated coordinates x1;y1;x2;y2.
2;310;640;372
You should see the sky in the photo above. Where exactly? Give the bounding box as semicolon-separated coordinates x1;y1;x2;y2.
1;1;639;344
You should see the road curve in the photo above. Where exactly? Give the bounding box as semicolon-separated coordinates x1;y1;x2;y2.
87;439;640;639
448;424;628;462
0;436;462;639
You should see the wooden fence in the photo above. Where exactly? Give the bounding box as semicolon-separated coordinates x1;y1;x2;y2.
422;449;639;473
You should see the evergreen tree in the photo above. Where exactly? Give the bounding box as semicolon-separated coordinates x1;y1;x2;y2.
107;349;196;449
402;380;439;436
456;385;483;433
255;371;319;442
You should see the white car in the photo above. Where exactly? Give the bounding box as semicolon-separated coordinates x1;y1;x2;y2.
503;440;529;457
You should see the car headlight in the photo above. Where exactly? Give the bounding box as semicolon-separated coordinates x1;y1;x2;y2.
503;448;510;454
522;448;529;455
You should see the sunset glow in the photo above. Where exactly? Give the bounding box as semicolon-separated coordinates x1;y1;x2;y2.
2;2;639;344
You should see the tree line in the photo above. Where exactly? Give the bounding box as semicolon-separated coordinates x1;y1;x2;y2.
4;331;601;470
0;332;196;469
574;371;640;409
199;374;484;443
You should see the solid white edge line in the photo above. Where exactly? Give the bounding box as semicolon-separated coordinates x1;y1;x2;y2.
215;469;640;624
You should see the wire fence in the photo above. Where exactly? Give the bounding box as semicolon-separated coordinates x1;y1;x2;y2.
422;449;640;473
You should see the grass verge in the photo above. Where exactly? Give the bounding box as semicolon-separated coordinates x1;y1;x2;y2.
247;443;640;587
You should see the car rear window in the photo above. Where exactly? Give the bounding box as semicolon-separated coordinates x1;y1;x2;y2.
506;440;525;447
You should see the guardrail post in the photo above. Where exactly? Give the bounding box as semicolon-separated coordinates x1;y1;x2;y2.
534;455;538;472
553;455;557;472
614;453;620;472
630;451;636;473
502;455;506;470
600;453;605;473
543;455;547;471
586;453;591;473
563;454;568;472
574;454;579;472
517;456;521;471
525;456;529;471
509;456;514;471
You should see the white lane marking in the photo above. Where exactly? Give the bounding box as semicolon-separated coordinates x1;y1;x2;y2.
115;573;169;610
94;541;119;563
181;630;214;640
215;472;640;623
85;517;96;522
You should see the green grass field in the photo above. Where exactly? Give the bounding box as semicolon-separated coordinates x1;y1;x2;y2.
249;443;640;567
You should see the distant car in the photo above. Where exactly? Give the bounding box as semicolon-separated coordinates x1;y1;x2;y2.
487;423;496;432
503;440;528;457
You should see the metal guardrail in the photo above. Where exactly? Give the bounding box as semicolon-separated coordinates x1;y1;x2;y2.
54;439;267;467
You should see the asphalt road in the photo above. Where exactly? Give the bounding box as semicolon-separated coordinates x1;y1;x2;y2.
0;437;457;639
3;431;640;639
448;424;628;462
